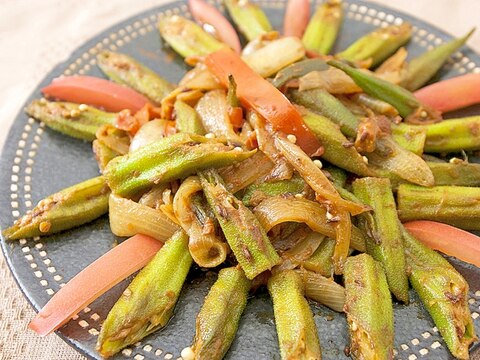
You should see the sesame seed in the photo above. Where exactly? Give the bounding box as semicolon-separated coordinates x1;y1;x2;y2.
287;134;297;143
294;193;304;199
181;347;195;360
420;110;427;117
326;211;334;220
39;98;47;105
78;104;88;111
205;133;215;139
313;159;323;169
362;156;369;164
234;147;243;152
70;109;80;118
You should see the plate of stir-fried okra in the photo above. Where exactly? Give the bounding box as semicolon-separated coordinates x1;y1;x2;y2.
1;0;480;359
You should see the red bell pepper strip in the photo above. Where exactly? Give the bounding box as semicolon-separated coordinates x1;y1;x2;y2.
188;0;242;53
403;220;480;268
29;234;163;336
42;76;151;113
283;0;310;38
414;74;480;113
205;48;322;156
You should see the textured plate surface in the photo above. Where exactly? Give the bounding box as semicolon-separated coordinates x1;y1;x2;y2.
1;0;480;359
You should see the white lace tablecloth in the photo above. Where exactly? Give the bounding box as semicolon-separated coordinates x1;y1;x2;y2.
0;1;479;359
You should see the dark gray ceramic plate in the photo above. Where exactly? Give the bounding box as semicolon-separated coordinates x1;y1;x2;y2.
1;0;480;359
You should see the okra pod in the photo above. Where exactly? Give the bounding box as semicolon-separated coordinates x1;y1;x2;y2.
241;175;308;207
199;169;280;279
302;237;336;278
391;122;427;155
190;267;251;360
289;88;359;137
92;139;120;172
397;184;480;230
302;0;343;55
328;59;441;122
104;133;255;197
97;51;174;104
428;161;480;186
423;116;480;152
224;0;272;41
301;108;372;176
337;22;412;68
402;29;475;91
97;231;192;357
401;227;477;359
343;254;394;360
3;176;109;240
26;99;116;141
272;58;329;89
158;15;227;58
352;177;409;303
267;270;322;360
174;100;206;135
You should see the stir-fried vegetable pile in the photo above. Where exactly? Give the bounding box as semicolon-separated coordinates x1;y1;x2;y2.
5;0;480;359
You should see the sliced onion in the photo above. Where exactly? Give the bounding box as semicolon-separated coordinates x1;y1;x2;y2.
129;119;175;152
109;193;179;242
299;68;362;94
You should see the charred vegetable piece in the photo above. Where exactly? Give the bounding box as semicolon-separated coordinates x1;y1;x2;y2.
189;267;251;360
268;270;322;360
158;15;227;58
402;29;474;91
104;133;255;197
328;59;441;123
423;116;480;152
352;177;409;303
302;0;343;55
337;23;412;68
397;184;480;230
26;99;116;141
300;107;372;176
343;254;394;360
3;176;109;240
402;227;477;359
97;51;174;104
428;161;480;186
174;100;206;135
272;58;329;89
224;0;272;41
200;169;280;279
96;231;192;358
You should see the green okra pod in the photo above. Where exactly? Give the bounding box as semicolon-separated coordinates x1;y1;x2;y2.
423;116;480;152
241;174;308;207
92;139;120;172
391;122;427;155
26;99;116;141
190;267;251;360
303;237;336;278
267;270;322;360
104;133;255;197
343;254;394;360
272;59;329;89
289;88;359;137
428;161;480;186
352;177;409;303
174;100;206;135
200;169;281;279
97;231;192;358
397;184;480;230
337;22;412;68
97;51;174;104
401;227;477;359
158;15;227;58
301;108;372;176
302;0;343;55
224;0;272;41
402;28;475;91
328;59;441;122
3;176;109;240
